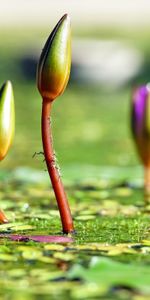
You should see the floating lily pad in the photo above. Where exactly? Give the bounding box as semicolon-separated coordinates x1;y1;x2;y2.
75;215;96;221
68;257;150;293
0;167;149;299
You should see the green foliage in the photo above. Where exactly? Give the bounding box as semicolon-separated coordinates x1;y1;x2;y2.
0;169;150;299
68;257;150;293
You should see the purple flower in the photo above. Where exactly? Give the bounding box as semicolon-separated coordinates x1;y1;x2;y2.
131;85;150;166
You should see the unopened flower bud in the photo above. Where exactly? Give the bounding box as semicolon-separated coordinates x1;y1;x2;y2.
37;14;71;101
131;85;150;166
0;81;15;160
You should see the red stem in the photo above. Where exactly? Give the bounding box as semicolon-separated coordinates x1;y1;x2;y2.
41;99;74;233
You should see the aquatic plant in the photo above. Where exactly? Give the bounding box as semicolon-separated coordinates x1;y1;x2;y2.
37;14;74;233
131;84;150;202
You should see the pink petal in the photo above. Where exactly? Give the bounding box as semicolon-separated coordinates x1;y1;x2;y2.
0;234;73;243
30;235;73;243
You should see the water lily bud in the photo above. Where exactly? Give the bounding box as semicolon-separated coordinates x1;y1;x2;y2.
131;85;150;166
0;81;15;160
37;14;71;101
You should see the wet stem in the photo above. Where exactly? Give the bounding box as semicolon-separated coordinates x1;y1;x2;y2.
41;99;74;234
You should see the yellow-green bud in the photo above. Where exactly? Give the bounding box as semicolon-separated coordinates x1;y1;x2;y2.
0;81;15;160
37;14;71;101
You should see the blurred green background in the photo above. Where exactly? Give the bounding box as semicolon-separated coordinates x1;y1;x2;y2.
0;0;150;175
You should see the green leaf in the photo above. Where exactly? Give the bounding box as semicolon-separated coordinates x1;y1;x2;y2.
68;257;150;293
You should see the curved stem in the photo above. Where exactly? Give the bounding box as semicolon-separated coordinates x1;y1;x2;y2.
0;210;8;224
41;99;74;233
144;167;150;203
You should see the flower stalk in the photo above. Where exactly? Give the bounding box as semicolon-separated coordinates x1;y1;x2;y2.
37;14;74;233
